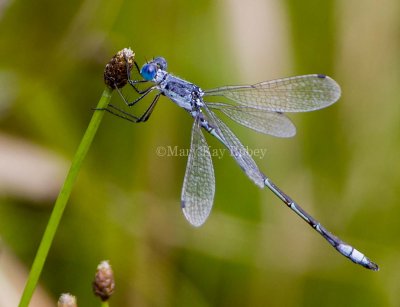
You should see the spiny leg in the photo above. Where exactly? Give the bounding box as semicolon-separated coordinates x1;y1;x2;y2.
96;105;140;123
123;53;152;94
128;79;154;95
115;84;155;107
136;93;161;122
95;93;161;124
94;81;142;123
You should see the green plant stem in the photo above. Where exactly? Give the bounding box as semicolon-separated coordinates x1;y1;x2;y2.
19;87;113;307
101;302;110;307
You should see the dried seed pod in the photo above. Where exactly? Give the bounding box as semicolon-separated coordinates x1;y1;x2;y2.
92;260;115;301
104;48;135;89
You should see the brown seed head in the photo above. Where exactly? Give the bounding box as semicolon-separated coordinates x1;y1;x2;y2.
92;260;115;301
104;48;135;89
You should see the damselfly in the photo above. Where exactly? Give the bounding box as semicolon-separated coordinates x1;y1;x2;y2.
101;55;378;271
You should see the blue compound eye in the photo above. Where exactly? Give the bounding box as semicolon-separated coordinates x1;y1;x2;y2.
153;57;167;70
140;63;157;81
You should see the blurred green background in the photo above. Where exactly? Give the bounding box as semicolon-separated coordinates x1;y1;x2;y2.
0;0;398;306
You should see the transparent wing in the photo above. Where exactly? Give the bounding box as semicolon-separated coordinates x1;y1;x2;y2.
181;118;215;227
203;106;265;188
207;102;296;138
204;74;341;112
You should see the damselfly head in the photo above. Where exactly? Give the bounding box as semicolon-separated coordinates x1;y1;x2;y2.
140;57;168;81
